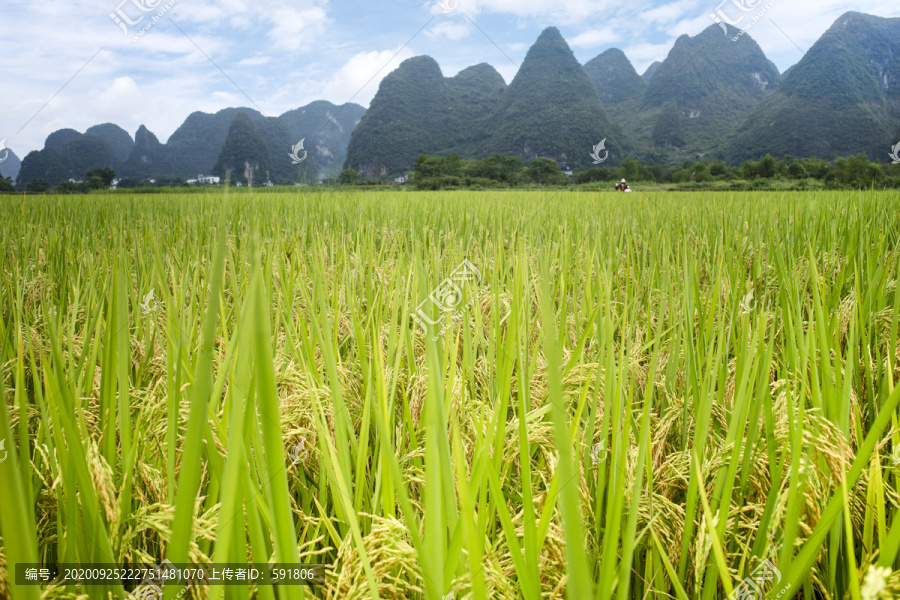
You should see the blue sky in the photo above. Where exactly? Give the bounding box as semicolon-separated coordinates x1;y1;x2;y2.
2;0;899;157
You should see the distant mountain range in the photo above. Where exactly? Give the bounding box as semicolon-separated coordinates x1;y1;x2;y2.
9;11;900;188
346;11;899;176
0;147;22;181
14;101;364;188
724;12;900;163
344;58;508;177
347;27;627;176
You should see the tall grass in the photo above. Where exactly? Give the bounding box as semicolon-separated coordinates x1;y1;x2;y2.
1;189;899;599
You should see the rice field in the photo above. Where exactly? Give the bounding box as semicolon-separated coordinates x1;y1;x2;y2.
1;189;900;600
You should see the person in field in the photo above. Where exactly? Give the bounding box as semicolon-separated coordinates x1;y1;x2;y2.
615;179;631;192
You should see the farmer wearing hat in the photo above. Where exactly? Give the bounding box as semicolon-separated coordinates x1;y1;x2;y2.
615;179;631;192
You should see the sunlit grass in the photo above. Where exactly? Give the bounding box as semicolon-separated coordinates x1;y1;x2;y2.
1;189;900;599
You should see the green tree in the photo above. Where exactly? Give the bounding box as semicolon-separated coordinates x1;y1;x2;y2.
800;158;832;179
759;154;777;178
86;167;116;189
740;160;761;179
56;181;87;194
574;167;616;184
413;155;445;180
411;154;470;189
670;167;692;183
464;155;523;183
834;154;883;187
776;155;794;177
787;162;806;179
339;169;360;185
709;161;729;177
26;179;49;193
692;163;712;182
524;158;567;185
443;153;463;177
115;177;144;189
619;158;642;181
0;176;14;192
644;164;663;182
152;177;186;188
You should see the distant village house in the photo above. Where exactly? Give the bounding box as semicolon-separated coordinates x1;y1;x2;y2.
187;175;221;185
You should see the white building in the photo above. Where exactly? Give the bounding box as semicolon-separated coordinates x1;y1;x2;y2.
197;175;220;185
394;174;409;184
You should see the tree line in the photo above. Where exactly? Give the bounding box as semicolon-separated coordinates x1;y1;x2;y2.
5;153;899;193
341;152;900;190
1;168;117;193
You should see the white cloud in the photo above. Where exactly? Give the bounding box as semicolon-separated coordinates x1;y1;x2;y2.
620;40;677;73
237;55;272;66
427;21;472;40
569;27;623;49
96;76;141;106
319;46;417;107
266;6;330;51
640;0;696;25
665;13;720;38
495;63;519;84
471;0;634;23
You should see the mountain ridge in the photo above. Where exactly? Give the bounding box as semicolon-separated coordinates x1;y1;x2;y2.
345;26;627;175
10;11;900;189
15;100;365;188
344;56;507;177
724;11;900;163
0;148;22;181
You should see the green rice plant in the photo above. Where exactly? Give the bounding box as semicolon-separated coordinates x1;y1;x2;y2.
0;188;899;600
